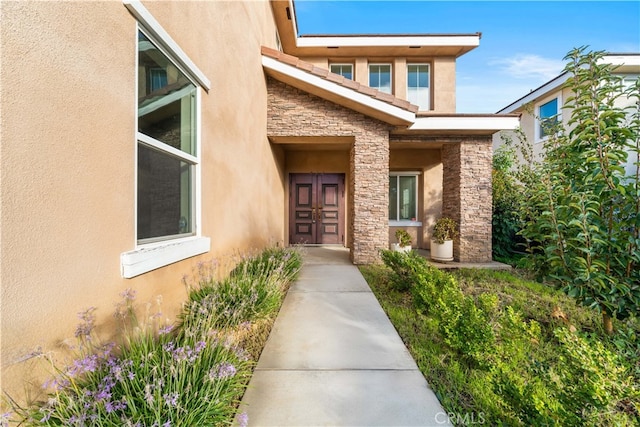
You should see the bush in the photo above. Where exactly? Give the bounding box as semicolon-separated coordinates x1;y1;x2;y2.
375;252;640;426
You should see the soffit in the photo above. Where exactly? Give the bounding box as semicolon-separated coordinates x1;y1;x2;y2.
270;0;480;58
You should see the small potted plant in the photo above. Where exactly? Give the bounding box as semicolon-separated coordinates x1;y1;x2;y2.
393;229;412;253
430;217;458;262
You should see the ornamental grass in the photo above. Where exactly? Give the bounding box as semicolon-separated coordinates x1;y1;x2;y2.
6;247;301;426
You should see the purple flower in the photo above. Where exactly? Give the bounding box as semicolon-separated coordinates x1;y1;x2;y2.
208;362;237;380
163;392;179;407
75;307;96;339
237;412;249;427
163;421;172;427
158;324;174;335
120;288;137;301
1;412;11;427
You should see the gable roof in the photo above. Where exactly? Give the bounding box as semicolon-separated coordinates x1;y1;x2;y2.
262;46;418;126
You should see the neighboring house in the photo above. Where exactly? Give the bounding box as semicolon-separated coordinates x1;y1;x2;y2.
1;0;518;400
493;54;640;177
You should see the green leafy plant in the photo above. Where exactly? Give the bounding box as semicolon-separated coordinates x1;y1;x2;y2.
394;229;412;247
8;247;301;426
365;257;640;426
516;48;640;334
432;217;458;244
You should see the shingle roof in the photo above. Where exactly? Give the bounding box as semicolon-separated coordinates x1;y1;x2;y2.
261;46;419;114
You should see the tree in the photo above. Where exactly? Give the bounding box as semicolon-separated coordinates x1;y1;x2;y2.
518;48;640;334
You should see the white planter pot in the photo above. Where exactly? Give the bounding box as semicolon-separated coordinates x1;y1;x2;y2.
391;243;412;253
430;239;453;262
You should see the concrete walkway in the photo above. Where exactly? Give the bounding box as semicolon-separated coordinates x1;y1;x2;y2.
236;246;451;427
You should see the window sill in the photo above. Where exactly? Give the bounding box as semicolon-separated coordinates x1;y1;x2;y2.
390;220;422;227
121;236;211;278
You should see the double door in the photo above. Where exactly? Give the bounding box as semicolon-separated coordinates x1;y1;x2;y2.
289;173;345;245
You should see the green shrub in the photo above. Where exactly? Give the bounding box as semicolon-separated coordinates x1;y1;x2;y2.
371;256;640;426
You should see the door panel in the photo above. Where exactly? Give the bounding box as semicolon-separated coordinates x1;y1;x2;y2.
290;173;344;245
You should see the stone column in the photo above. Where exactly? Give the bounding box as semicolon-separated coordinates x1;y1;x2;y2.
442;138;493;262
350;128;389;264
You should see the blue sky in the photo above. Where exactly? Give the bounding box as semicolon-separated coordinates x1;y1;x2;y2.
293;0;640;113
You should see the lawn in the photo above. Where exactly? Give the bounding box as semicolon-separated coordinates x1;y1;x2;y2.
361;251;640;426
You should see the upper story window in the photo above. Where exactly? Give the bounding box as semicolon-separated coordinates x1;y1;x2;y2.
137;30;198;242
330;63;353;80
389;173;418;223
369;64;392;94
407;64;430;110
536;95;562;142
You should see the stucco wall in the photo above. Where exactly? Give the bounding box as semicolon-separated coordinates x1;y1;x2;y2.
1;0;282;402
299;55;456;112
389;148;443;247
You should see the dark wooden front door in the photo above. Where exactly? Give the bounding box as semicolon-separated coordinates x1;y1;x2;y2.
290;173;345;245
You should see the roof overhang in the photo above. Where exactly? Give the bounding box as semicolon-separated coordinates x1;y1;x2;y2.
397;114;520;136
262;55;416;126
271;0;480;58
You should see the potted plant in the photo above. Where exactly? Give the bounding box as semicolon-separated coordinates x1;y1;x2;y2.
392;229;412;253
430;217;458;262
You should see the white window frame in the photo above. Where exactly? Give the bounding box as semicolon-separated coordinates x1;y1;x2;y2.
389;172;421;226
407;63;430;111
330;63;354;80
121;1;210;278
369;63;392;94
535;93;562;143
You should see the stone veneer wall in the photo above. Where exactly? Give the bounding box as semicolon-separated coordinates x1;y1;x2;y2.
267;78;390;264
442;138;493;262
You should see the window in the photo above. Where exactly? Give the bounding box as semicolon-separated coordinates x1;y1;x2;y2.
369;64;392;94
537;96;561;141
122;1;211;278
407;64;430;110
389;174;419;223
330;63;353;80
137;30;197;242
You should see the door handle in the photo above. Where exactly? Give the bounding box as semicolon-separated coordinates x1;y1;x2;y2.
312;208;316;223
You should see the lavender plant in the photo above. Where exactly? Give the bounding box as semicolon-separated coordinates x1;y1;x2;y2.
9;247;301;426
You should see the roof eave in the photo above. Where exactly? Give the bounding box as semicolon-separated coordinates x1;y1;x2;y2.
404;115;520;135
262;55;416;126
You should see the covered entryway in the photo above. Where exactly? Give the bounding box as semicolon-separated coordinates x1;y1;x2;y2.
289;173;345;245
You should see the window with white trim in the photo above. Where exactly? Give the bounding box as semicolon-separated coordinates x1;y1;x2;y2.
330;63;353;80
389;174;419;223
369;64;392;94
407;64;430;110
536;95;562;141
137;30;198;242
121;1;211;279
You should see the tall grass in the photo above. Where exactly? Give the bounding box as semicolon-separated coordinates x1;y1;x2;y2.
6;247;301;426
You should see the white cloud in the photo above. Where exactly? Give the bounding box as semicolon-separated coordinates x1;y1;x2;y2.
490;54;565;81
456;81;542;114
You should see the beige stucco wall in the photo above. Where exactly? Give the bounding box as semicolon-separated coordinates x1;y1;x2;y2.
432;57;456;112
1;0;283;403
389;149;442;248
299;55;456;112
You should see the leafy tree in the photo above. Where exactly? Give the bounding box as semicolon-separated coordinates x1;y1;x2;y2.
492;138;524;260
517;48;640;334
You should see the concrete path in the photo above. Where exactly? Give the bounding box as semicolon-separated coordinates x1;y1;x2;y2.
236;246;451;427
